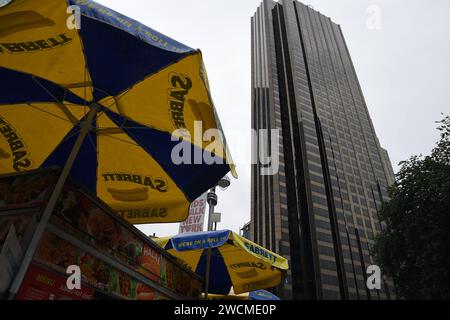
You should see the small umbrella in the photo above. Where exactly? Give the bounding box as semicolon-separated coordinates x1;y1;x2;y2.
248;289;280;300
154;230;288;296
0;0;235;296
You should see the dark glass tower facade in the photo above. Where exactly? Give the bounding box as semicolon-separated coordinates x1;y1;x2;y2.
250;0;395;299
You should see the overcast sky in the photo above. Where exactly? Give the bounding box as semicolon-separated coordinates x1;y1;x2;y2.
99;0;450;237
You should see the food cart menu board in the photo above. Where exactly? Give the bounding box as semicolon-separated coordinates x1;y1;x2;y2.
16;264;94;300
48;182;202;299
0;170;57;211
33;231;161;300
1;169;202;300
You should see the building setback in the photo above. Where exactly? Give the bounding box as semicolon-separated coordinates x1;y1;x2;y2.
250;0;395;299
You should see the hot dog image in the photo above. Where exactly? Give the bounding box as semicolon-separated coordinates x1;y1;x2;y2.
235;268;259;279
107;187;149;202
0;11;55;38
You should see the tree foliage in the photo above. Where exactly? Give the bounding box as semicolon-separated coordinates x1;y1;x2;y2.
373;115;450;299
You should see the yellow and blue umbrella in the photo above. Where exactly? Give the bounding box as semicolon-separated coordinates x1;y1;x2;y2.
0;0;236;224
248;289;281;300
155;230;288;295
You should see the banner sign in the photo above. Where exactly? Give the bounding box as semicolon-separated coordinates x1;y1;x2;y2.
179;192;207;234
172;230;231;251
139;243;161;283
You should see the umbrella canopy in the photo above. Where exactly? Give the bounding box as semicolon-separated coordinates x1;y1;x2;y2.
0;0;235;224
249;289;280;300
154;230;288;294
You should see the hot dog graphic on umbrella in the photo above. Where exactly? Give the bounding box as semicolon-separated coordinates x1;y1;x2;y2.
107;187;149;202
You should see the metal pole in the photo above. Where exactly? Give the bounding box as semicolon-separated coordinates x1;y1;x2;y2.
206;187;217;231
8;105;98;299
207;201;214;231
204;248;212;299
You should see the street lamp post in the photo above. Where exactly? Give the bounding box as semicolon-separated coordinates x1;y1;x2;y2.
204;176;230;299
206;187;217;231
206;176;230;231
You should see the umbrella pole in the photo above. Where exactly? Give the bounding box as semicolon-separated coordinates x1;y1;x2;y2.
8;106;98;299
204;248;212;299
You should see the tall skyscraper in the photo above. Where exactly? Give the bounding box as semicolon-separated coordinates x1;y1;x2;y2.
250;0;396;299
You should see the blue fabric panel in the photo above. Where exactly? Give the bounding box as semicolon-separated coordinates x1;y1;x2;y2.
69;0;192;53
171;230;231;251
249;290;281;300
41;116;98;193
77;14;189;100
196;247;232;294
0;67;86;105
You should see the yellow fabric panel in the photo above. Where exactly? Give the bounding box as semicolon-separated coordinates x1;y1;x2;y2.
164;248;203;273
0;103;85;173
198;58;237;179
109;52;226;157
218;244;282;294
230;232;289;270
96;114;189;223
0;0;93;101
152;236;171;249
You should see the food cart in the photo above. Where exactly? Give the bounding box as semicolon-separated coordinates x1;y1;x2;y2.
0;169;203;300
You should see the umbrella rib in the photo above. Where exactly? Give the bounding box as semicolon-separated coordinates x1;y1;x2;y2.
58;128;82;145
31;76;79;125
85;64;93;101
94;90;161;132
26;103;74;124
99;133;141;147
31;76;62;103
86;130;97;153
105;126;157;130
94;95;145;148
84;64;88;115
96;89;128;108
94;89;130;122
94;94;122;122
